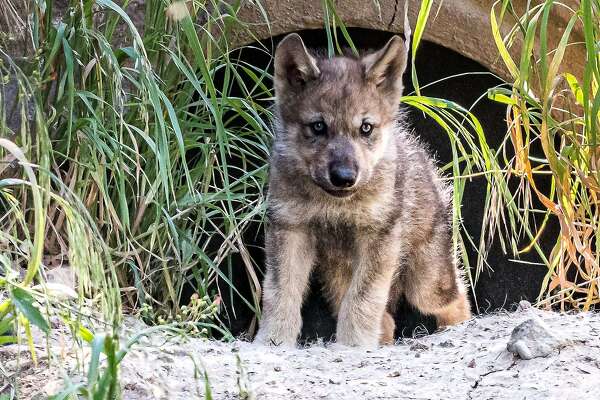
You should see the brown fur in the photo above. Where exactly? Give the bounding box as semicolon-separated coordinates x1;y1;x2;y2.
254;34;471;347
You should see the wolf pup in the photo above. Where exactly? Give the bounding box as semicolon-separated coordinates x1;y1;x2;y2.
254;33;471;347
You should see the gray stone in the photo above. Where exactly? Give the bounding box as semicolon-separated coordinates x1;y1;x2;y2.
507;318;562;360
516;300;532;311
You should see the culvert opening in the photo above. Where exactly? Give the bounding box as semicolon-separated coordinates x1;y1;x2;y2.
186;28;559;342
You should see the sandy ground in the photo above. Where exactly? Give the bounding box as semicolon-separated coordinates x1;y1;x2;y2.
3;305;600;400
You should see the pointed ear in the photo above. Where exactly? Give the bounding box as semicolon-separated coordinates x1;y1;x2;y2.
274;33;320;93
362;35;408;99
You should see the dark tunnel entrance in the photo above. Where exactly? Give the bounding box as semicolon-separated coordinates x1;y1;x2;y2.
202;27;557;341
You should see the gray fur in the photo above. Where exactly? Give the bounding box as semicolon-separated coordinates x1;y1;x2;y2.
255;34;471;347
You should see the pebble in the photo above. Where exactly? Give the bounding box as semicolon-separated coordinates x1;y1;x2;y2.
516;300;533;312
438;340;455;348
410;342;429;351
507;318;562;360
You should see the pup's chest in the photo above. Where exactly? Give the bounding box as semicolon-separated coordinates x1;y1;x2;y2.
312;220;358;267
274;191;396;229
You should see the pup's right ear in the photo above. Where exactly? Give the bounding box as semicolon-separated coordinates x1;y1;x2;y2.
274;34;320;94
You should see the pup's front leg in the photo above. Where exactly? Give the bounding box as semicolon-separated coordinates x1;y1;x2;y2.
254;226;315;346
336;236;399;347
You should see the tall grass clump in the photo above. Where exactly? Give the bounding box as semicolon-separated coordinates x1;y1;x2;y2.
1;0;273;341
2;0;273;396
487;0;600;310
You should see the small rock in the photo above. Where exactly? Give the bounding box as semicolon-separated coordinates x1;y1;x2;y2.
387;371;401;377
45;266;77;293
410;342;429;351
507;318;561;360
517;300;532;311
332;357;343;363
273;366;281;372
467;359;476;368
49;316;62;329
438;340;455;348
329;378;341;385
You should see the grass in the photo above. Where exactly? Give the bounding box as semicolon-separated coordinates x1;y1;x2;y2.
3;0;273;327
487;0;600;310
2;0;272;396
0;0;598;397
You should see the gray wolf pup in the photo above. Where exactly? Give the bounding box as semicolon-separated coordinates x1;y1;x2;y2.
255;33;471;347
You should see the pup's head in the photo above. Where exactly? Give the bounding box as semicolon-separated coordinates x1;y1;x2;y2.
273;34;408;198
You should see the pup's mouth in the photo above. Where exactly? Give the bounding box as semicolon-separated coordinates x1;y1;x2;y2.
311;175;358;199
319;186;357;198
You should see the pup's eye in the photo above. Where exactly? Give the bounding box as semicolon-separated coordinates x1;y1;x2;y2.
360;122;373;136
310;121;327;135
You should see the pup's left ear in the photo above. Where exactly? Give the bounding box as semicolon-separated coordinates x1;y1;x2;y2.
362;35;408;100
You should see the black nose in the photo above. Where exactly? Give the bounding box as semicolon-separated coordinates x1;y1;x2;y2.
329;163;357;188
